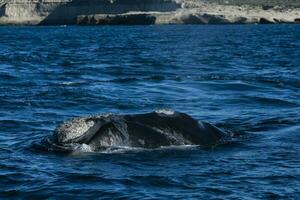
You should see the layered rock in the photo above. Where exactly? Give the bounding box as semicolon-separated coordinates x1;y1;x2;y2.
0;0;180;25
0;0;299;25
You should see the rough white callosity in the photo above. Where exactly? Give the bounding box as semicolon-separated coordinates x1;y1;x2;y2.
55;117;94;143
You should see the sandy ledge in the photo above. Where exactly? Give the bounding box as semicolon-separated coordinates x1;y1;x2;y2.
0;0;299;25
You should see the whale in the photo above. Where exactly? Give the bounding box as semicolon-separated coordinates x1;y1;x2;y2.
46;110;230;152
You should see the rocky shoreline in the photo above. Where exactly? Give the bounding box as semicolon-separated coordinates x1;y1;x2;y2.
0;0;299;25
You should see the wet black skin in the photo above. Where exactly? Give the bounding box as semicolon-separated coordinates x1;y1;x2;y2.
52;111;228;151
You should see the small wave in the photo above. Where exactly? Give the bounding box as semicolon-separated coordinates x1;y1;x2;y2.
61;81;85;86
0;73;19;81
144;75;166;81
244;96;298;107
30;137;238;155
30;139;195;154
110;77;139;83
71;145;204;154
73;144;93;153
252;116;300;131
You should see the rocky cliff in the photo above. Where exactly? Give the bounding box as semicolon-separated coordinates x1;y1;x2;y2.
0;0;180;25
0;0;299;25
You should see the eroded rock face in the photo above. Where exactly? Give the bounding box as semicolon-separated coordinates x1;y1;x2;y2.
0;0;180;25
77;13;156;25
259;17;275;24
0;0;299;25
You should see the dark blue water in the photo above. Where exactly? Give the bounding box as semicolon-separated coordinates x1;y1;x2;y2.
0;25;300;199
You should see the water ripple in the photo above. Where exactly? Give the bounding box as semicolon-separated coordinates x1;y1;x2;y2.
0;25;299;198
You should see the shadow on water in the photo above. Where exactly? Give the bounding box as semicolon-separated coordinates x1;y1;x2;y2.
38;0;180;25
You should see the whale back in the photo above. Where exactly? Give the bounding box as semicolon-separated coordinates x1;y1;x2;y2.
124;111;226;147
51;111;228;151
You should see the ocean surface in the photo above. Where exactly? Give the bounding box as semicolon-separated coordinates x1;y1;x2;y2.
0;25;299;199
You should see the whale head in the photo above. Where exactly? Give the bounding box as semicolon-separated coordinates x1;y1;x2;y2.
53;116;107;144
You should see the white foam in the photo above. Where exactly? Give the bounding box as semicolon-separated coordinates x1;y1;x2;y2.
61;81;78;86
70;144;200;154
75;143;93;153
98;146;144;154
155;109;175;115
